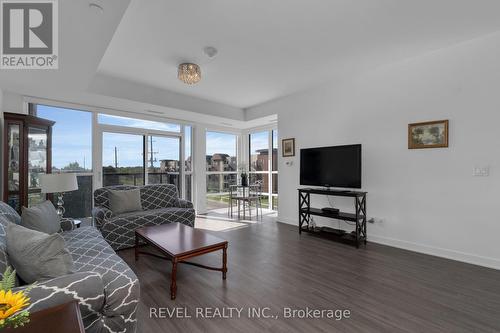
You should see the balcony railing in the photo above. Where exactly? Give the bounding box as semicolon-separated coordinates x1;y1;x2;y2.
103;172;180;188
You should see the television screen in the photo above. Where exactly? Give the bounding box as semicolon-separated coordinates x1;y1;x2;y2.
300;144;361;188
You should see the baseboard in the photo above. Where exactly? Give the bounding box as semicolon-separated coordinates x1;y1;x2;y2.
368;235;500;270
277;216;500;270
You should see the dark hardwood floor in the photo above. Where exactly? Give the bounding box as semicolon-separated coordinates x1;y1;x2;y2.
118;214;500;332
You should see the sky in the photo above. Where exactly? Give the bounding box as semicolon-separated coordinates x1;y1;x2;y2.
250;131;269;153
206;131;237;156
39;105;183;168
38;105;93;170
102;133;180;168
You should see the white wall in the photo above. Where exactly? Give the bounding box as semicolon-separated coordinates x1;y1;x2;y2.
248;32;500;269
2;91;25;114
193;125;208;214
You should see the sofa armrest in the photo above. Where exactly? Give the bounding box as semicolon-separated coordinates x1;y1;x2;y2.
15;272;105;316
92;206;112;228
178;199;194;209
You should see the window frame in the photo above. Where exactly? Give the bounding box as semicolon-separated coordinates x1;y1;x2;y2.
27;98;195;202
205;130;239;211
30;103;95;217
247;127;278;211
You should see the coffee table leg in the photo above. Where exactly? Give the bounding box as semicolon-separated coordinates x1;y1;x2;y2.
171;258;178;300
222;244;228;280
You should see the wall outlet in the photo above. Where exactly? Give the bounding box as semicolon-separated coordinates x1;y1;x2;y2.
472;166;489;177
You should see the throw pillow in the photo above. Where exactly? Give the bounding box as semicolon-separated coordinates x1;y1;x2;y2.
108;189;142;215
6;223;73;284
21;200;61;234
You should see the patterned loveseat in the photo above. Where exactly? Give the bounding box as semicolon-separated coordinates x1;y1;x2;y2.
93;184;195;251
0;202;140;333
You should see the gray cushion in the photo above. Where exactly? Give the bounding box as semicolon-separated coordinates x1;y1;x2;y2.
21;200;60;234
6;223;73;283
108;189;142;215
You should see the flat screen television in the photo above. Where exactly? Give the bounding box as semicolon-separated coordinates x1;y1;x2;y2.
300;144;361;188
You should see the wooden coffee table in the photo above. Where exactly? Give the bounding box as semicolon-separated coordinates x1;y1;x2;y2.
135;223;228;300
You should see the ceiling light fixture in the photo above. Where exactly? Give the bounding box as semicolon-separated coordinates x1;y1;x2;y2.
178;63;201;85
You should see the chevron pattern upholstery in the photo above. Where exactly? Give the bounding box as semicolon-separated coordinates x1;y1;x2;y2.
93;184;195;251
0;203;21;285
0;202;140;333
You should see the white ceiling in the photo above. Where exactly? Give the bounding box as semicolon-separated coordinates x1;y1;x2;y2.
97;0;500;109
0;0;130;96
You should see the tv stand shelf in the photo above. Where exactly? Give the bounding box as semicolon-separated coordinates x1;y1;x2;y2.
299;208;365;221
298;188;367;248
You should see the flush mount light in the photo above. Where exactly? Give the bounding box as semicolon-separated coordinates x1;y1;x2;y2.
178;63;201;85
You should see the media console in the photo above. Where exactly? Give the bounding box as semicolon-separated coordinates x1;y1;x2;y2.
298;188;367;248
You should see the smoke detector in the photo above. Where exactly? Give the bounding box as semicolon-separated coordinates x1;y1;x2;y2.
203;46;218;59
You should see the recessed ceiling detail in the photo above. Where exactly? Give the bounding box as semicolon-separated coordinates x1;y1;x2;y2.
96;0;500;108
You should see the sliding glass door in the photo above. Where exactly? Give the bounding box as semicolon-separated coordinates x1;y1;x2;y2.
32;103;193;215
102;132;145;186
248;129;278;211
146;135;180;189
206;131;238;211
101;131;182;193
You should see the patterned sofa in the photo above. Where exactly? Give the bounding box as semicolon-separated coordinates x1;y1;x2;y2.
93;184;195;251
0;201;140;333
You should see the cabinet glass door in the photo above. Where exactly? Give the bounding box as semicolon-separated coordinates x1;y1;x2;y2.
27;126;48;207
6;123;21;211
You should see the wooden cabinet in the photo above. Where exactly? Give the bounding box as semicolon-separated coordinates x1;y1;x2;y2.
3;112;54;213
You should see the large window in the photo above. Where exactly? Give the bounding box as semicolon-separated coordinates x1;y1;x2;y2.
147;135;180;188
206;131;238;211
272;129;278;209
34;103;194;214
98;114;180;132
100;119;189;197
35;105;93;218
249;129;278;210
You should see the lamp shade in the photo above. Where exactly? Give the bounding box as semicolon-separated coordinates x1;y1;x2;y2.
40;173;78;194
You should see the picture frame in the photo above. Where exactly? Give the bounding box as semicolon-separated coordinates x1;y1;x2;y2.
282;138;295;157
408;120;449;149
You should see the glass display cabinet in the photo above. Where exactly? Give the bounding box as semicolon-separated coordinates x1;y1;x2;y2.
3;112;54;213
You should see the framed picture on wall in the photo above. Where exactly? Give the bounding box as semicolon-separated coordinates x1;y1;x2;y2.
282;138;295;157
408;120;449;149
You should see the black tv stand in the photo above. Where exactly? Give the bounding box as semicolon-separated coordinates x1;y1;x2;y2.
298;188;367;248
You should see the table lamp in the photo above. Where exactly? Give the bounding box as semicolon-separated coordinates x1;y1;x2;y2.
40;173;78;218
